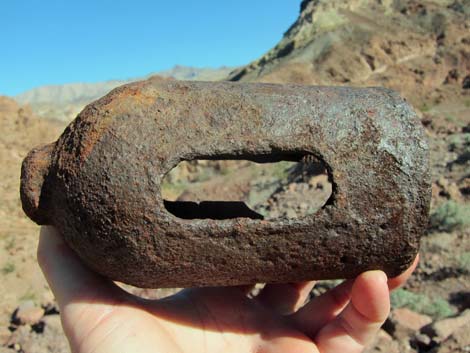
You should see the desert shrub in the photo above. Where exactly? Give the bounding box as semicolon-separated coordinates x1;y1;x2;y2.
420;102;431;112
161;180;188;200
1;262;15;275
4;237;15;251
430;201;470;232
449;133;470;152
458;252;470;272
271;160;294;180
20;289;37;302
391;289;455;319
445;114;456;123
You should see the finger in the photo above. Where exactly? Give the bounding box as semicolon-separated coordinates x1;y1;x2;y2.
314;271;390;353
289;279;354;337
257;281;316;315
388;254;419;291
260;334;320;353
37;226;121;308
289;256;418;337
38;227;133;346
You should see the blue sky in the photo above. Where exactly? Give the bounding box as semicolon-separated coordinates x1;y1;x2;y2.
0;1;299;96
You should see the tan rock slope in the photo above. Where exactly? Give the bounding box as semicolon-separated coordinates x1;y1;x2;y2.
229;0;470;109
0;97;64;334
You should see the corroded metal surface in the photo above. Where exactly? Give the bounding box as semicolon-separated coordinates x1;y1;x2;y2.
20;78;431;288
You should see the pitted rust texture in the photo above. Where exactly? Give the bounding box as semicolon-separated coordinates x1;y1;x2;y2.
20;78;431;288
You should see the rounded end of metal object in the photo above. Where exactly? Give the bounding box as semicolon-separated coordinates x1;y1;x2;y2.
20;143;54;225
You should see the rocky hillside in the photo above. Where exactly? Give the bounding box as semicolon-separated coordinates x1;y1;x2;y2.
229;0;470;111
15;65;235;122
0;97;65;340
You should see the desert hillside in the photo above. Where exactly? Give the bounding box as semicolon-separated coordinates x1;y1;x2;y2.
230;0;469;113
0;97;66;349
1;1;469;352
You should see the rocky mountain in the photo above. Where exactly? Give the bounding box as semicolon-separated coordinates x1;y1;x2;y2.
14;65;235;122
229;0;470;111
14;81;126;122
156;65;235;81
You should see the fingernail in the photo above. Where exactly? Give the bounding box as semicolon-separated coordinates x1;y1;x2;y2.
376;271;388;284
364;270;388;284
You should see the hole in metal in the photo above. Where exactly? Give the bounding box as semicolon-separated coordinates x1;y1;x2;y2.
162;154;333;220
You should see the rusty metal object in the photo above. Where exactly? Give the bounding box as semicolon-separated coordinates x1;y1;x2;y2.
20;79;430;288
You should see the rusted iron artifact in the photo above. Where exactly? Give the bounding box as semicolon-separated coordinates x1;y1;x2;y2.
20;78;430;288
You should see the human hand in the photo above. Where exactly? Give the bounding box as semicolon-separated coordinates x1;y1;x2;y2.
37;226;418;353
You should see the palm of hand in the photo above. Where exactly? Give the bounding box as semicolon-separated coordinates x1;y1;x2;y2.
38;227;416;353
